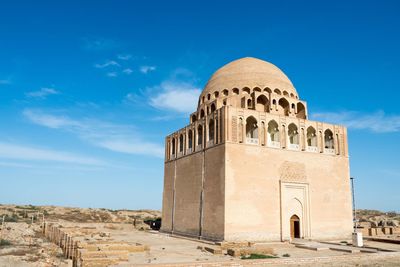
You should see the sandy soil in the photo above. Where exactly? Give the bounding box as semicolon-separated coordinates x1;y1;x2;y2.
1;204;400;266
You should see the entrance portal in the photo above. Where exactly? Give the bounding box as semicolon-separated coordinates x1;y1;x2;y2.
290;215;300;238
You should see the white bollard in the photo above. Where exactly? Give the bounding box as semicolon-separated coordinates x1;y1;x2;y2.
352;232;363;247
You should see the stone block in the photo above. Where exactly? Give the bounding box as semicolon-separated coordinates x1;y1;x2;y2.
227;246;274;257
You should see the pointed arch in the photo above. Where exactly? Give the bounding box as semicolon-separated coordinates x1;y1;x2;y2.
171;138;176;155
256;94;269;112
246;116;258;139
191;114;197;123
278;98;290;116
188;129;193;150
306;126;317;147
296;102;306;119
179;134;184;152
247;98;252;109
324;129;334;149
264;87;272;94
200;109;205;118
208;119;215;141
288;123;299;145
210;103;216;113
267;120;280;144
197;125;203;146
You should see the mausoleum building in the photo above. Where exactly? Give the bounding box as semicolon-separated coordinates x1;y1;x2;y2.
161;57;353;241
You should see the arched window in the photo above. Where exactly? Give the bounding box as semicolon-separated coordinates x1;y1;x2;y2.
179;134;184;152
283;91;289;96
272;99;277;105
254;87;261;92
232;88;239;95
290;93;294;98
171;138;176;155
291;103;295;109
223;99;227;106
188;130;193;150
210;103;216;113
202;96;205;103
191;114;197;123
274;89;281;95
208;119;214;141
256;95;269;112
200;109;205;118
197;125;203;146
223;89;229;96
288;123;299;145
207;93;211;100
247;99;252;109
246;116;258;141
268;120;280;143
306;126;317;147
243;87;251;94
296;103;306;119
264;87;272;94
214;91;219;98
324;129;334;149
278;98;290;116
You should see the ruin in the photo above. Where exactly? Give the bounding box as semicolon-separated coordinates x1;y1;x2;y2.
161;57;353;241
43;223;148;266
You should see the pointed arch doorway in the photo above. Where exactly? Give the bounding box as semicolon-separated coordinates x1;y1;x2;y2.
290;215;300;238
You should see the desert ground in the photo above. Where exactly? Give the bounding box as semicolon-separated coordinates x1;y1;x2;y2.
0;204;399;266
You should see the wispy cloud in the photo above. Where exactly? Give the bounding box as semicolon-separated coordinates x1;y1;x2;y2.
117;54;132;60
123;68;133;75
25;88;60;99
23;109;164;158
106;72;118;77
94;60;120;68
0;142;104;165
148;81;200;114
311;110;400;133
83;37;119;51
140;65;156;74
23;109;81;129
0;79;11;85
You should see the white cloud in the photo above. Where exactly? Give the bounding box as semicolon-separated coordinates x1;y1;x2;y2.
83;37;118;51
0;79;11;85
23;109;82;129
149;81;201;114
94;60;120;68
98;140;164;159
107;72;118;77
123;68;133;75
26;88;60;99
140;65;156;74
311;110;400;133
117;54;132;60
23;109;164;158
0;143;104;166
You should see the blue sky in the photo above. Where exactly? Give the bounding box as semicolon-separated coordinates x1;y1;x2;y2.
0;0;399;211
